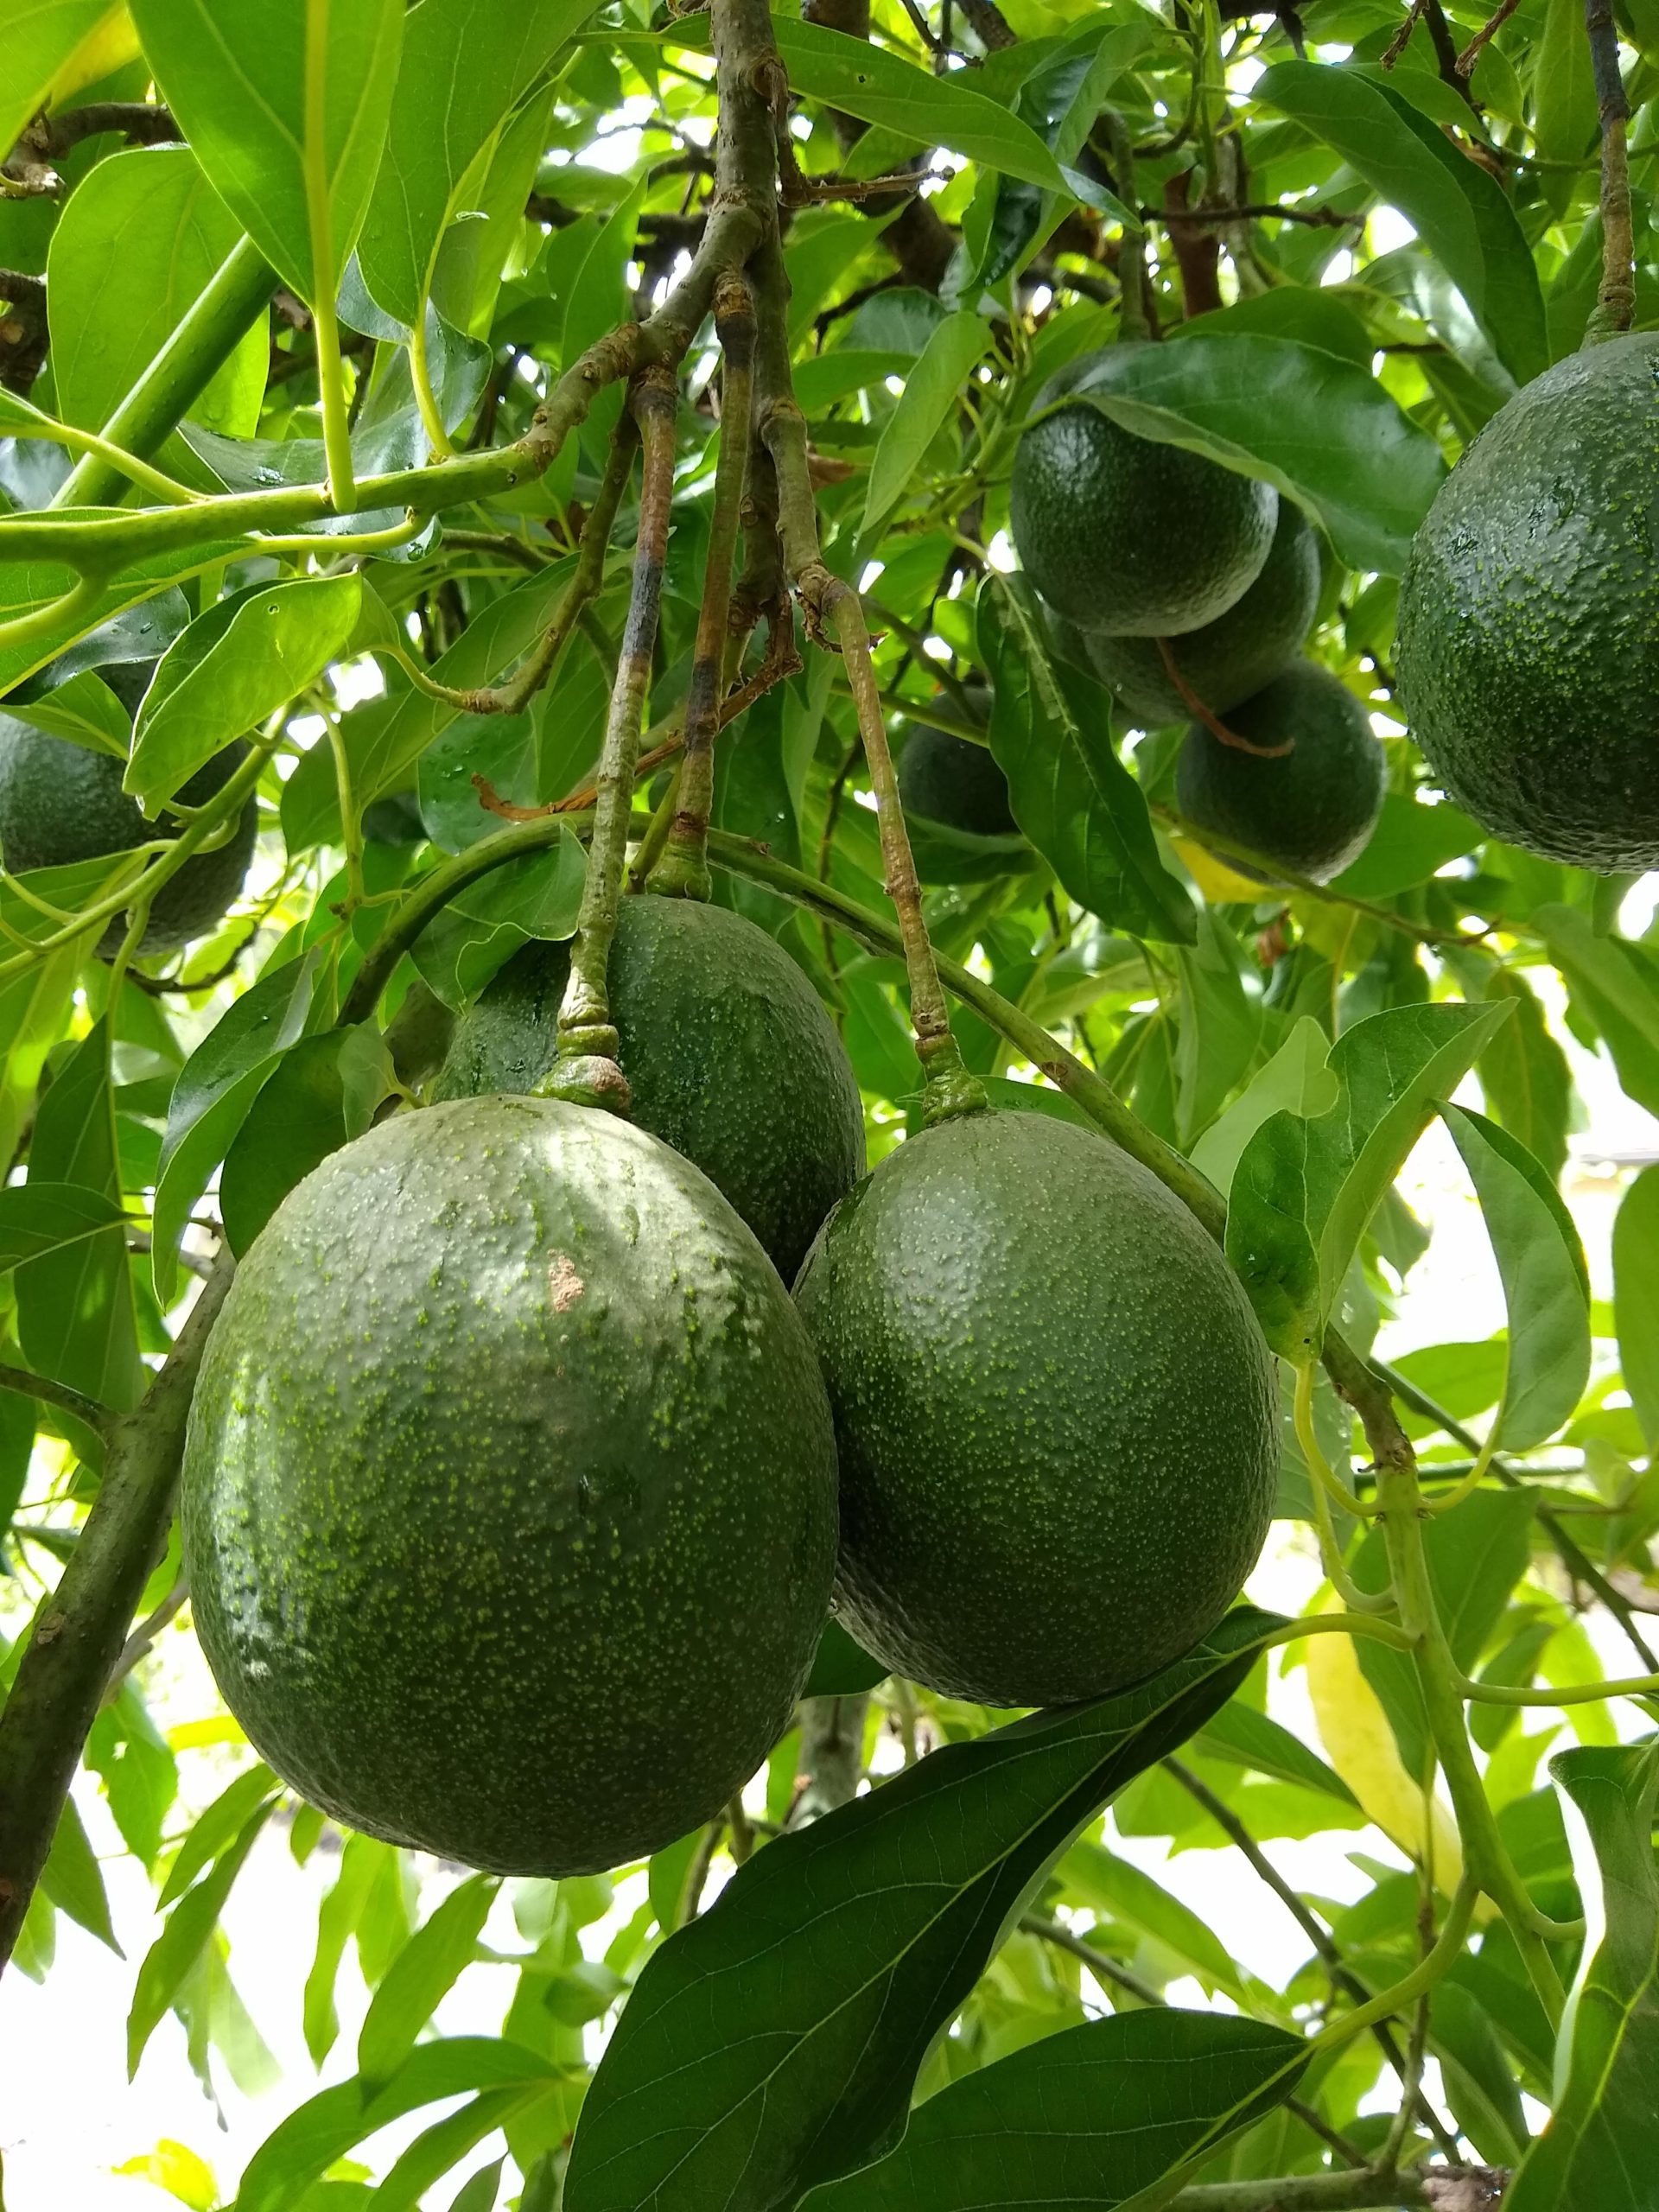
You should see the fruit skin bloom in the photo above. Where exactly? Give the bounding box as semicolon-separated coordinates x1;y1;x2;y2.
794;1109;1279;1708
1395;331;1659;873
182;1095;838;1877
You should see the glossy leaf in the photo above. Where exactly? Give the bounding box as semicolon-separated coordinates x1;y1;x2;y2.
237;2038;564;2212
46;144;265;439
151;945;330;1302
0;1180;126;1272
803;1619;888;1699
1192;1697;1358;1807
808;2009;1306;2211
358;0;588;327
1506;1745;1659;2209
128;575;363;807
1189;1015;1338;1194
1068;333;1445;575
129;0;404;306
14;1019;143;1412
0;0;123;153
219;1024;395;1254
563;1608;1282;2212
358;1873;500;2091
978;576;1195;946
1614;1166;1659;1453
1226;1001;1509;1362
1441;1103;1590;1450
1534;0;1599;217
1254;60;1548;384
1328;793;1481;900
3;669;130;757
861;312;989;541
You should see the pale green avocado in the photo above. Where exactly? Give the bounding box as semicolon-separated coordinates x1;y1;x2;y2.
794;1109;1278;1706
182;1096;840;1876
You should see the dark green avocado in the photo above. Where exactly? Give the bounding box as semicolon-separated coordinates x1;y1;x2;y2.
435;892;865;1282
1395;333;1659;871
1089;503;1320;727
793;1109;1277;1706
0;717;257;954
1175;661;1385;884
181;1095;840;1877
1010;350;1277;636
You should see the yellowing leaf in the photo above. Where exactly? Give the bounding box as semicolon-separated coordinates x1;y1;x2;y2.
113;2139;219;2211
1304;1601;1464;1895
166;1714;249;1751
1172;833;1264;905
45;2;139;104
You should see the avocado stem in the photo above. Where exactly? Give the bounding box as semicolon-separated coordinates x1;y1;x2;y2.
651;272;757;902
543;372;678;1113
1583;0;1636;340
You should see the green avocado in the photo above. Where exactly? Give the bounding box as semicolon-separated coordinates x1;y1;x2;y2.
1010;351;1277;636
0;716;257;954
1088;503;1320;727
1395;333;1659;871
793;1109;1277;1705
1175;661;1385;884
182;1095;839;1877
435;892;865;1282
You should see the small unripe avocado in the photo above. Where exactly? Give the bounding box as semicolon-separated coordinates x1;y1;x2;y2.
1010;351;1277;635
436;893;865;1282
895;683;1017;842
794;1109;1277;1706
1395;334;1659;871
1088;504;1320;727
1176;662;1385;885
0;717;257;954
182;1096;839;1877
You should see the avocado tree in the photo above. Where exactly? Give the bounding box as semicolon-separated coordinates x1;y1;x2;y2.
1;0;1657;2205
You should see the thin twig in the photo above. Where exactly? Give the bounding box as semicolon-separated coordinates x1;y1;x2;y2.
1156;639;1293;756
1456;0;1521;74
1584;0;1636;337
0;1362;117;1440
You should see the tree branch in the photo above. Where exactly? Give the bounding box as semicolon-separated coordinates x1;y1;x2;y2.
0;1361;117;1440
1584;0;1636;337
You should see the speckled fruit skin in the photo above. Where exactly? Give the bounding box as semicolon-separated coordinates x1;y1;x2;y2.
0;718;257;953
1395;334;1659;871
182;1095;839;1877
793;1110;1278;1706
435;893;865;1282
1176;662;1385;885
1088;503;1320;727
1010;353;1277;636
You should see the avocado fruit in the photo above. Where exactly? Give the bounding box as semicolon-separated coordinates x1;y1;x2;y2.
1088;503;1320;727
1395;333;1659;871
435;892;865;1283
1010;351;1278;635
793;1109;1277;1705
1175;662;1385;884
895;684;1016;841
182;1095;840;1877
0;715;257;954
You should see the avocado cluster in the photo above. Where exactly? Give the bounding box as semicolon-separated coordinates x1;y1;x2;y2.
0;665;257;955
1011;348;1383;881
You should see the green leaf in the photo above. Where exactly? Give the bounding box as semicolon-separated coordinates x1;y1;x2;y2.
219;1025;394;1254
1254;60;1549;385
357;1873;501;2092
0;1180;127;1272
1614;1166;1659;1453
129;0;404;307
1189;1016;1338;1194
1534;0;1599;216
237;2038;562;2212
1176;911;1261;1147
14;1019;143;1411
376;2090;561;2212
41;1791;120;1952
128;575;363;808
805;2009;1306;2210
804;1618;888;1699
1226;1001;1510;1362
0;533;249;700
1328;793;1482;899
127;1796;275;2076
304;1833;385;2065
46;144;265;440
765;16;1081;193
1506;1745;1659;2209
357;0;590;327
861;312;989;542
0;0;119;156
1441;1104;1590;1450
1428;1980;1530;2167
410;834;587;1008
151;945;330;1302
1192;1698;1359;1806
1475;968;1573;1185
4;670;132;758
158;1764;279;1908
86;1681;179;1870
563;1608;1283;2212
1058;1839;1246;1995
1066;334;1446;575
1535;904;1659;1119
978;577;1195;946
